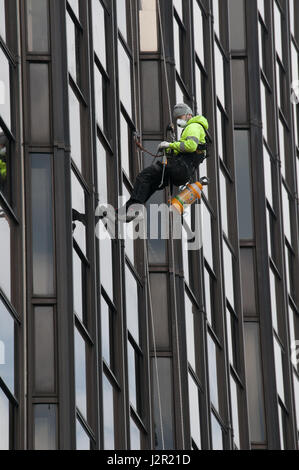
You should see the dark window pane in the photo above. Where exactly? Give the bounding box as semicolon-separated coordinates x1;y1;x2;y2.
0;299;14;394
244;322;266;443
34;306;55;393
26;0;49;52
31;154;54;296
34;404;57;450
30;63;50;143
0;129;10;202
149;273;170;350
240;248;257;316
232;60;248;123
234;130;253;239
152;358;174;450
141;62;161;132
228;0;246;50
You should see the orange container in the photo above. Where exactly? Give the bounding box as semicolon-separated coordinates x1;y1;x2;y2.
171;182;203;214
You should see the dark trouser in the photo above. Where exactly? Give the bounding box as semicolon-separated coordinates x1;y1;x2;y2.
127;155;197;207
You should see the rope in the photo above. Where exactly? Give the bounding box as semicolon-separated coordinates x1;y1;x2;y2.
129;0;165;450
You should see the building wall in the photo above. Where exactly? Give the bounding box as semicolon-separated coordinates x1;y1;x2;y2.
0;0;298;450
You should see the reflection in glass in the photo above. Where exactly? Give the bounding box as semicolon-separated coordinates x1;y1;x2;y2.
94;66;104;131
219;170;228;236
202;201;213;268
125;265;139;344
274;337;285;403
34;404;57;450
207;335;219;411
232;60;248;123
31;154;54;296
193;1;204;64
103;374;115;450
130;418;141;450
76;419;90;450
0;47;11;129
0;204;11;300
240;248;257;316
99;227;113;299
230;376;240;448
96;138;108;204
72;248;83;322
75;328;87;418
101;296;111;366
30;64;50;143
215;42;225;107
0;0;6;41
204;268;212;325
213;0;220;38
139;0;158;52
195;65;203;116
278;119;286;179
141;61;161;132
185;295;196;371
0;299;14;394
69;85;82;171
117;0;127;41
68;0;79;17
174;19;181;75
270;268;278;333
0;387;9;450
274;1;282;60
188;374;201;449
261;81;268;142
122;184;134;264
118;41;132;118
128;342;137;410
92;0;106;69
34;306;55;393
263;144;273;207
234;130;253;239
257;0;265;21
71;171;86;255
282;185;291;244
26;0;49;52
244;322;266;443
223;240;234;310
66;13;79;83
149;273;170;350
152;358;174;449
120;113;130;177
211;413;223;449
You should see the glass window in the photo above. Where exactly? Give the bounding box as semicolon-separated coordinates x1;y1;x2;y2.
263;144;273;208
141;61;161;132
185;295;196;371
230;375;240;448
125;265;139;344
94;66;104;131
188;374;201;449
120;113;130;178
118;41;132;118
99;225;113;299
204;268;212;325
201;201;213;269
294;373;299;434
74;328;87;418
71;171;86;256
149;273;170;350
257;0;265;22
223;240;235;310
92;0;106;70
122;184;135;264
274;337;285;403
69;85;82;172
211;413;223;449
214;42;225;108
207;334;219;411
282;185;291;245
244;322;266;443
72;248;84;322
26;0;49;53
0;0;6;41
117;0;127;41
0;204;11;300
182;225;190;286
0;299;14;394
103;374;115;450
195;65;203;115
228;0;246;50
0;128;9;202
213;0;220;39
173;0;183;19
101;296;111;367
130;418;141;450
217;107;224;161
31;154;55;296
220;170;228;236
139;0;158;52
193;1;205;65
34;306;55;393
174;19;181;76
278;120;286;181
261;81;268;142
270;268;278;333
127;341;137;410
34;404;57;450
96;138;108;205
30;63;50;144
76;419;90;450
234;130;253;239
0;387;10;450
68;0;79;17
232;60;248;123
0;47;11;129
240;248;257;316
274;1;282;61
152;358;174;450
66;13;80;84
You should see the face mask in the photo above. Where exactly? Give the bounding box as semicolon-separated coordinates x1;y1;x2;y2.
177;119;188;128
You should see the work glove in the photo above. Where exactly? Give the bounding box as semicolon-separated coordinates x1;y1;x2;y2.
157;141;170;152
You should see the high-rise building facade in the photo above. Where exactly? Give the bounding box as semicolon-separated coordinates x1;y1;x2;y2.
0;0;298;450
